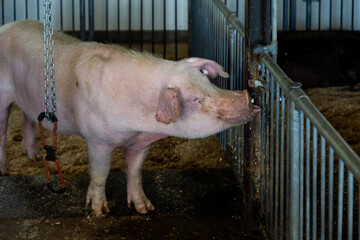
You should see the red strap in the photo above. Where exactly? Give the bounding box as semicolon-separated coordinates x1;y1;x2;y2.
38;112;66;194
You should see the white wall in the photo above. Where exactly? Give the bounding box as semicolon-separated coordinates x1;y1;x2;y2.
0;0;359;31
0;0;188;31
275;0;360;31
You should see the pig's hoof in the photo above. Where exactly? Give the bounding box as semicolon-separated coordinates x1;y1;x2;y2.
22;142;42;161
128;196;155;214
91;206;110;217
86;195;110;217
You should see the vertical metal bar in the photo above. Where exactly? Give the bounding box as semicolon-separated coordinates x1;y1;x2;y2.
72;0;75;33
60;0;63;30
106;0;109;41
318;0;321;30
244;0;271;231
348;171;354;240
89;0;94;41
299;111;304;240
306;0;311;30
320;137;326;240
260;68;269;228
229;27;235;90
117;0;120;43
328;147;334;240
163;0;166;59
286;91;290;240
272;0;278;47
1;0;4;25
305;118;311;240
236;0;239;17
329;0;332;30
351;0;355;31
340;0;343;30
152;0;155;54
25;0;28;19
288;100;300;240
174;0;178;60
274;82;280;238
337;160;344;240
279;91;285;240
290;0;296;31
37;0;40;21
128;0;131;48
13;0;16;21
269;73;275;237
312;126;318;240
283;0;289;31
140;0;143;51
80;0;85;41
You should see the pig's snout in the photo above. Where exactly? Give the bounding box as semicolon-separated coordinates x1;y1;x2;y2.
216;90;261;124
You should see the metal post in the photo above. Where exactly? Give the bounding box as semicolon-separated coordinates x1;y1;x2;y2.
244;0;271;231
288;100;300;240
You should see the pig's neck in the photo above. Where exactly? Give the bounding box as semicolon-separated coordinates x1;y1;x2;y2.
78;48;174;143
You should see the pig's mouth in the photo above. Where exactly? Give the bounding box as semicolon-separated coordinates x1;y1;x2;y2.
221;104;261;124
252;105;261;114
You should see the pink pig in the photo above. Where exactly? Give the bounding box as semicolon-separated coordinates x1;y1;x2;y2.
0;20;260;215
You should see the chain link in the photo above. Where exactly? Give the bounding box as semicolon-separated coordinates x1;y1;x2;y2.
43;0;56;119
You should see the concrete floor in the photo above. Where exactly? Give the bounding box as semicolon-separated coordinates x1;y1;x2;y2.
0;169;261;239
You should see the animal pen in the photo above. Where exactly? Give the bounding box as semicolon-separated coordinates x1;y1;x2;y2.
1;0;360;239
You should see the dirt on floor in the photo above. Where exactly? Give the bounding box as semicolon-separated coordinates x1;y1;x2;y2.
306;86;360;155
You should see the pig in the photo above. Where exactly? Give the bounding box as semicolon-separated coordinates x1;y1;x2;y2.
0;20;260;216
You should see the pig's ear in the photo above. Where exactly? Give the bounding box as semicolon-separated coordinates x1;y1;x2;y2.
155;87;180;124
185;57;229;79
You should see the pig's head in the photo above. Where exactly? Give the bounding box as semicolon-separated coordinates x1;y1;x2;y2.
154;57;261;138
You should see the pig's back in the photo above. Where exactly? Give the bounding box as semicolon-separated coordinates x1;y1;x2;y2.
0;20;80;45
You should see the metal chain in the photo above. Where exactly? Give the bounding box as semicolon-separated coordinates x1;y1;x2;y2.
43;0;56;119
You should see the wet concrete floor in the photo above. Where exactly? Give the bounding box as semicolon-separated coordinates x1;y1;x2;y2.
0;169;261;239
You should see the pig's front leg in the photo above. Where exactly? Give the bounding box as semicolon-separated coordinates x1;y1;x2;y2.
0;101;11;175
21;112;42;161
125;146;155;214
85;142;112;216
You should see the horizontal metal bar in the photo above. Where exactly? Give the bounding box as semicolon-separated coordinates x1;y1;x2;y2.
259;52;360;181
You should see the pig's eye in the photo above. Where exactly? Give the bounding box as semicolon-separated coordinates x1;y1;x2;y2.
200;69;209;76
193;97;199;102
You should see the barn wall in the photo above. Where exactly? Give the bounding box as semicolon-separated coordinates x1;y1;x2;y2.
0;0;188;31
1;0;359;32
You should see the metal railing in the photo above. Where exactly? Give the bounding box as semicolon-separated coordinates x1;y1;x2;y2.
191;0;360;239
259;52;360;240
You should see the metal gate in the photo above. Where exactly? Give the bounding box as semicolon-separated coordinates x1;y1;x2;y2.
190;0;360;239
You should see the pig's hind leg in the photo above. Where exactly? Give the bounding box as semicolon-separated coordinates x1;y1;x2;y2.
21;112;42;161
0;93;13;175
125;146;155;214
